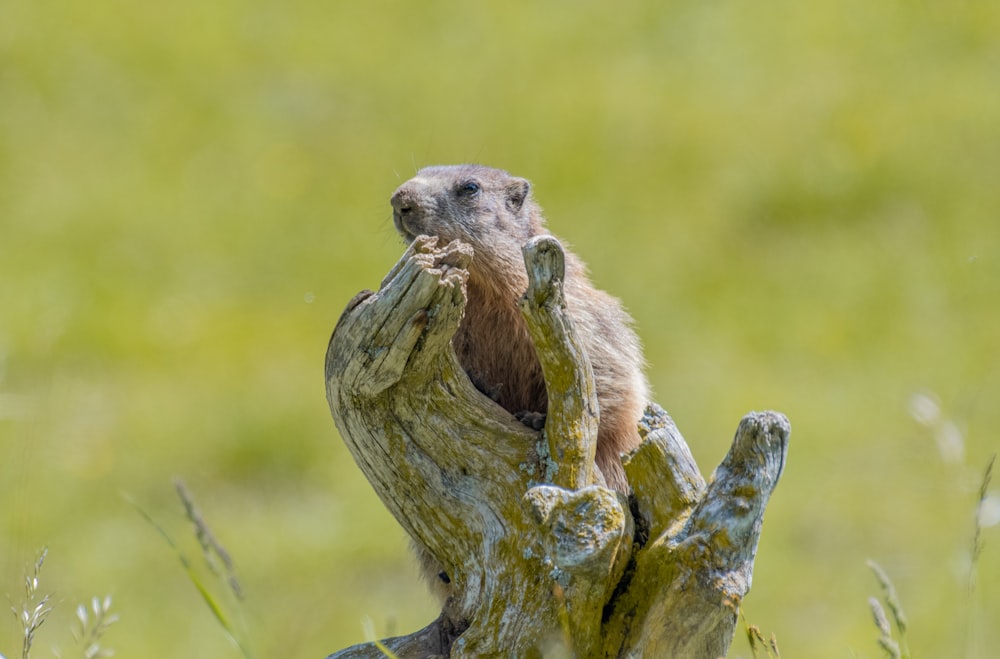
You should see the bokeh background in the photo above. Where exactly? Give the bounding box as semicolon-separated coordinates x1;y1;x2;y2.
2;0;998;656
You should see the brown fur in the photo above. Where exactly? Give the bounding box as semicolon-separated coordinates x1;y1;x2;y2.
390;164;648;492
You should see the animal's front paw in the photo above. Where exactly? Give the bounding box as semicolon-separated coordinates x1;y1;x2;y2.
514;410;546;431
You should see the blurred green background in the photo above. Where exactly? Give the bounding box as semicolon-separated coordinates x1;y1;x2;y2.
2;0;998;656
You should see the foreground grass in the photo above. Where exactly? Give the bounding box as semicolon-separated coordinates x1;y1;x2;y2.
5;549;117;659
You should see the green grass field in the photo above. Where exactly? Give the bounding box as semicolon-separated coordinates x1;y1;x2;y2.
2;1;998;656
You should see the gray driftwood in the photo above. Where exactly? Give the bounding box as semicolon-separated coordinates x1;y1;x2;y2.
324;235;789;658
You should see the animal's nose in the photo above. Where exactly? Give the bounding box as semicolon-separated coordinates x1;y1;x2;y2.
390;189;414;214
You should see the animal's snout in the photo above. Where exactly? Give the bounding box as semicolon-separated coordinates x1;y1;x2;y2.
390;188;414;215
391;183;429;241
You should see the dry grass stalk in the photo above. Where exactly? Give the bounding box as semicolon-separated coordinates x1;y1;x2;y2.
866;560;909;658
742;612;780;659
174;478;244;600
73;595;119;659
10;548;52;659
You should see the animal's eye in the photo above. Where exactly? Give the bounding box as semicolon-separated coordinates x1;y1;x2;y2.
457;180;481;197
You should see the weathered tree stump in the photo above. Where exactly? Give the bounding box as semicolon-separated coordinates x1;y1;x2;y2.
324;235;789;658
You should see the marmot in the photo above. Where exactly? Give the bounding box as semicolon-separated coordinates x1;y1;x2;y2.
390;164;648;492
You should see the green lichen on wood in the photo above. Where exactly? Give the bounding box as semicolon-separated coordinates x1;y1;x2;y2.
519;235;600;492
624;403;707;543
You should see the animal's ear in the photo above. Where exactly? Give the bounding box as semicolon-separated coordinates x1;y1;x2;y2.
505;178;531;212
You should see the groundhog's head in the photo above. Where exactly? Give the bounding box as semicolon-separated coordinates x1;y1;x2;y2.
390;165;545;280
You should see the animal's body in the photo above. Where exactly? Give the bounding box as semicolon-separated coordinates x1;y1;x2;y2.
390;164;648;492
